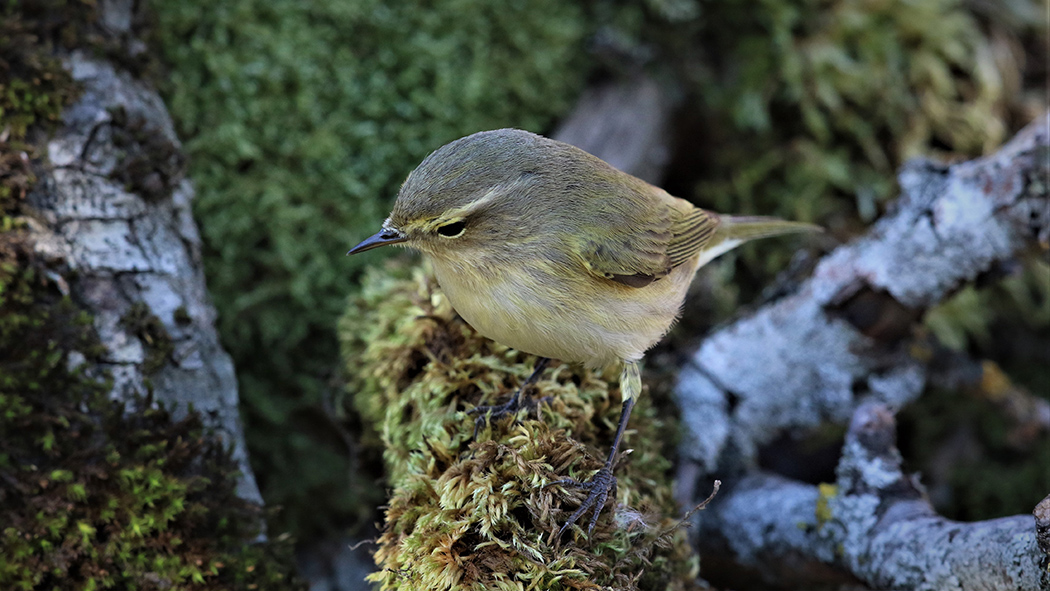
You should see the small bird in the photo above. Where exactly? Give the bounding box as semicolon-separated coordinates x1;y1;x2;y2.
349;128;818;537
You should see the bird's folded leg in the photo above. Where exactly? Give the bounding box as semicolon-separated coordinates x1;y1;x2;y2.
469;357;551;439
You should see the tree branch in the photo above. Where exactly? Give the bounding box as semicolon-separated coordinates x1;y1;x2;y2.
698;404;1047;590
675;114;1050;473
675;115;1050;589
26;46;261;504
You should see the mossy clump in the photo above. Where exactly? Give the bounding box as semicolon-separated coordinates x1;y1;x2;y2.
1;0;93;212
120;302;175;375
0;244;305;590
0;1;89;147
150;0;595;537
106;104;187;203
339;264;700;591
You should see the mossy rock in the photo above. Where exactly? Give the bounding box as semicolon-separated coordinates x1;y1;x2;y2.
340;263;700;590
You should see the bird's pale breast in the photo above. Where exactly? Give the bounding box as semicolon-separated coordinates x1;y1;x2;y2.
428;251;700;368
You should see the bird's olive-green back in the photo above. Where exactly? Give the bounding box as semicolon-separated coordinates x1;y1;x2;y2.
391;129;718;286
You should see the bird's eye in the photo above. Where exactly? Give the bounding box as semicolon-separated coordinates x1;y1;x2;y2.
437;221;466;237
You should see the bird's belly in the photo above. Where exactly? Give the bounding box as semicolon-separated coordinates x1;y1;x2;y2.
430;257;695;367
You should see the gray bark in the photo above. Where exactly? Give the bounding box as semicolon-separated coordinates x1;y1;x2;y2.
700;404;1047;591
676;114;1050;473
676;115;1050;589
26;51;262;505
553;73;677;185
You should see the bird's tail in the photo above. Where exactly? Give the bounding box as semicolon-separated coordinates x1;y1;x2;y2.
717;215;823;242
696;215;821;268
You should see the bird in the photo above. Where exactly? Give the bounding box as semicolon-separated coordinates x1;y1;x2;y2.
348;128;819;538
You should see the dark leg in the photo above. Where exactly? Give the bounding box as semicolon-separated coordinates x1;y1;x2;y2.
548;360;641;539
469;357;551;439
549;395;636;538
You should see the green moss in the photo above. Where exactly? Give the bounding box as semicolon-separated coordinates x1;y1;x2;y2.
150;0;597;538
0;1;88;144
0;0;89;212
0;236;304;591
339;265;700;591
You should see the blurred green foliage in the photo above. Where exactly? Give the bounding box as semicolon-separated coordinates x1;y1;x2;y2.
926;258;1050;356
151;0;594;538
900;366;1050;521
683;0;1025;229
908;256;1050;520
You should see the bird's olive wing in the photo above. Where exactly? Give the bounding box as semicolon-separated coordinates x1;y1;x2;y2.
578;203;718;288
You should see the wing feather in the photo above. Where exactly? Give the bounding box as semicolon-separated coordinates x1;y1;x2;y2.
577;192;718;288
666;208;719;268
555;146;720;288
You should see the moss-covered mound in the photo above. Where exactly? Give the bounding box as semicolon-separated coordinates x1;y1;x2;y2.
0;246;304;590
150;0;595;537
339;264;699;590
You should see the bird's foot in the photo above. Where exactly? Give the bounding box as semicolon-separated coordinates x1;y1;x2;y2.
468;357;552;440
547;464;617;540
468;392;550;440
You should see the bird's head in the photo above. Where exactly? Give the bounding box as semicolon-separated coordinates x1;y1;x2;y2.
348;128;561;259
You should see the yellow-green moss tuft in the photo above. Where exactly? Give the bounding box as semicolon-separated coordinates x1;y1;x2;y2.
339;263;700;591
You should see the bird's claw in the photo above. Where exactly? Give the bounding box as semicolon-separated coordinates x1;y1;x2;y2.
468;397;521;440
547;465;617;540
468;394;551;440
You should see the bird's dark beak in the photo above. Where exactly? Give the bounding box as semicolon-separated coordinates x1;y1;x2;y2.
347;227;408;254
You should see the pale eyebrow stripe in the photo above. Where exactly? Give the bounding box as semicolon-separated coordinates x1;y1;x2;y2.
441;176;529;220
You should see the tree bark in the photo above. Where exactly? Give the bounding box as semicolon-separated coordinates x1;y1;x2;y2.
675;114;1049;473
699;404;1047;590
26;48;262;504
675;115;1050;590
